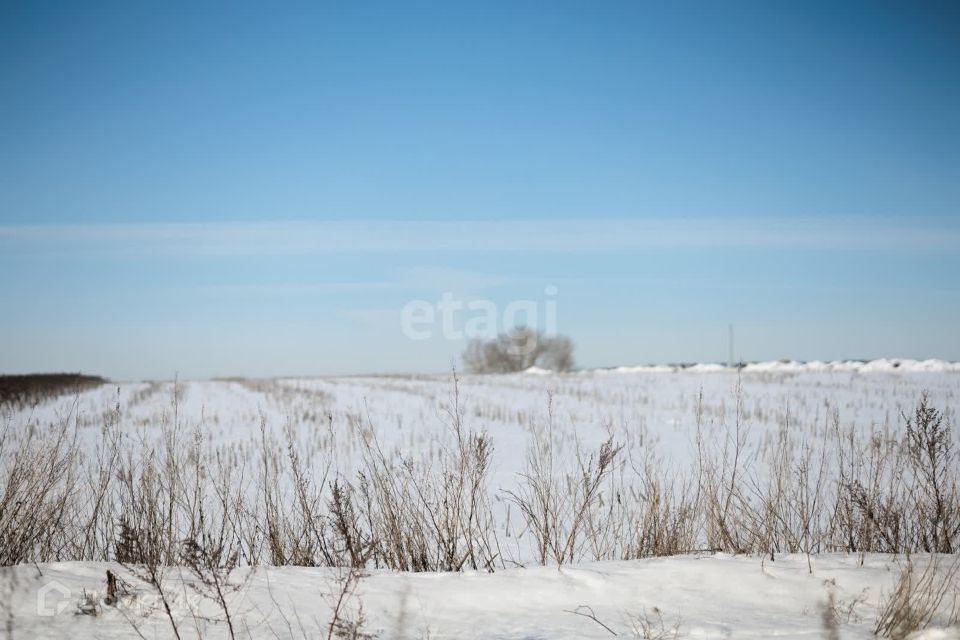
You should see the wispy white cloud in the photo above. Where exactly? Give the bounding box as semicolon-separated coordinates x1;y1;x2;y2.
180;268;513;297
191;281;394;295
2;217;958;256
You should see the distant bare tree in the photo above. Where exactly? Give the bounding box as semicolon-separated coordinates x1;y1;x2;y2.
461;328;575;373
536;334;574;372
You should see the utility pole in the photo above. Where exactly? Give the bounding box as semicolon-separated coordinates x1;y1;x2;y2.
728;324;734;369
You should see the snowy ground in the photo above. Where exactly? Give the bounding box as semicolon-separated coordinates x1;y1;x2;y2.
5;553;959;639
2;361;960;638
7;359;959;494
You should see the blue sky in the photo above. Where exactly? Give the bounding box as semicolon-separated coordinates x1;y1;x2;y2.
2;1;959;379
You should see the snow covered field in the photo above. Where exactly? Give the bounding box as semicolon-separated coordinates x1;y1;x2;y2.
2;361;959;638
9;359;959;491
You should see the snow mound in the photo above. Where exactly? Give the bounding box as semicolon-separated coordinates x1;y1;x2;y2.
521;366;553;375
685;363;727;373
587;359;960;375
592;365;677;374
744;358;960;374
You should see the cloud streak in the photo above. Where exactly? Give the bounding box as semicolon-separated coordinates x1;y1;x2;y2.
3;217;959;257
176;268;514;298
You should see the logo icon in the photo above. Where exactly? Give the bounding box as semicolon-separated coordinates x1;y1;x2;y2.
36;580;72;616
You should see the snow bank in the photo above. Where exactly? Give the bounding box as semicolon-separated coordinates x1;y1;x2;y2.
10;554;959;639
685;362;727;373
743;358;960;374
588;364;677;374
584;359;960;375
521;366;553;375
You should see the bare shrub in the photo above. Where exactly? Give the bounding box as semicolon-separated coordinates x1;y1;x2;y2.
326;567;374;640
836;395;959;556
78;391;124;560
696;381;753;554
0;415;80;565
614;457;702;560
902;395;959;553
350;373;498;571
506;394;621;564
875;555;960;638
328;480;376;569
256;420;336;566
626;607;681;639
181;507;244;639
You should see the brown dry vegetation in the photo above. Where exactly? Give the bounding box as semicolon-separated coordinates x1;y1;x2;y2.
1;376;957;571
0;373;106;408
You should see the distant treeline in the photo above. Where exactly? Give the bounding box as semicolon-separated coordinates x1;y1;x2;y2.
0;373;107;406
